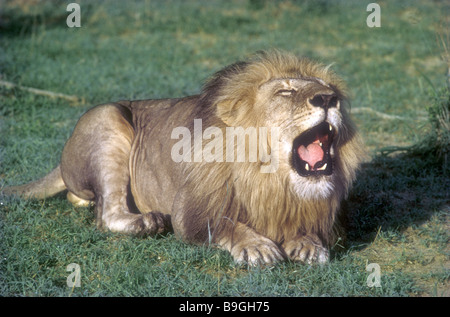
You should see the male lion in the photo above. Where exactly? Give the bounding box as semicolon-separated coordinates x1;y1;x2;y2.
3;51;364;265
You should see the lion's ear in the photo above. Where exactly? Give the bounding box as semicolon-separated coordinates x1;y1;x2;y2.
216;99;241;126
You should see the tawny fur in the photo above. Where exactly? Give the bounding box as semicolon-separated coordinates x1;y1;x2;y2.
2;51;364;265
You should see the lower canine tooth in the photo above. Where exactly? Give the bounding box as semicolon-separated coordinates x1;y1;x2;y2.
317;163;327;171
305;163;310;171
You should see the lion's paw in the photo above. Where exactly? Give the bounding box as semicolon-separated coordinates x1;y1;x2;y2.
284;235;329;265
231;236;286;266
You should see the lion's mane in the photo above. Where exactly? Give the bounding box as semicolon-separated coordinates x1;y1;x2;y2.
174;51;364;249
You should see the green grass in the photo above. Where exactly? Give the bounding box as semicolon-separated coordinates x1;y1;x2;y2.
0;0;448;297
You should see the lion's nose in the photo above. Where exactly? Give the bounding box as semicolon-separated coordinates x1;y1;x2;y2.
309;94;339;110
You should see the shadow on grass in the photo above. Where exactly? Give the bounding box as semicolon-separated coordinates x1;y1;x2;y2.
342;150;449;250
0;1;96;38
0;4;63;37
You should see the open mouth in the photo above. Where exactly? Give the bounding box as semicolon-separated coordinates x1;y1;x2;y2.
292;121;335;177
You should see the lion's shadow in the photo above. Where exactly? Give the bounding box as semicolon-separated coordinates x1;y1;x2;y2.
340;152;449;251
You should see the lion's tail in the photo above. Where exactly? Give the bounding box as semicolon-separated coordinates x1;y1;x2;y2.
2;165;66;199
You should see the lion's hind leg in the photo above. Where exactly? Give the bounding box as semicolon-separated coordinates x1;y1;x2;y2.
92;139;172;236
60;104;171;237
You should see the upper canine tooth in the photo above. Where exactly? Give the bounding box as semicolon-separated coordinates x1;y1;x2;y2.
317;163;327;171
319;142;323;147
329;124;332;131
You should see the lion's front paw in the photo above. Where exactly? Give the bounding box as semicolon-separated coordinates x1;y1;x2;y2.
283;235;329;264
231;236;286;266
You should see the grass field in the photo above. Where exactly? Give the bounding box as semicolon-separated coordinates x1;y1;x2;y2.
0;0;448;297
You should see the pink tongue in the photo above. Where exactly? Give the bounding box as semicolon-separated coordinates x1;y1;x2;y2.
297;142;324;168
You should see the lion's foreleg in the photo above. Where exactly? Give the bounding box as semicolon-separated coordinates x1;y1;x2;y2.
216;222;286;266
282;233;329;264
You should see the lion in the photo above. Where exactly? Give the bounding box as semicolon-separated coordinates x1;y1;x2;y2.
2;51;364;265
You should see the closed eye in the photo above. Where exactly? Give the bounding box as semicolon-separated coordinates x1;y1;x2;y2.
277;89;295;96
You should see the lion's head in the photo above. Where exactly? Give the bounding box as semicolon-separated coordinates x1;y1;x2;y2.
198;51;363;202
